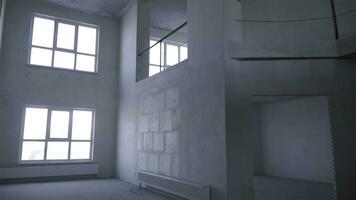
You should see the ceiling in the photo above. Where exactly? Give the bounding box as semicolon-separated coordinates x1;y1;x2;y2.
41;0;187;31
43;0;133;19
149;0;187;31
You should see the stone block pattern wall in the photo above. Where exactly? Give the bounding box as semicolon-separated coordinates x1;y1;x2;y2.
137;88;181;178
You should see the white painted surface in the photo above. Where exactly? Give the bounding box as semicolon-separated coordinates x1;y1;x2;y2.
165;132;180;154
153;133;165;151
147;154;159;173
138;153;147;171
144;133;154;150
159;110;173;131
158;154;171;176
148;113;159;132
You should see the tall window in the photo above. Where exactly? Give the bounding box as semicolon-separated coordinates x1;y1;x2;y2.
149;39;188;77
29;14;99;73
20;106;95;162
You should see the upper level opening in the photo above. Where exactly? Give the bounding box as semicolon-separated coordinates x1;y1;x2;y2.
229;0;356;60
137;0;188;81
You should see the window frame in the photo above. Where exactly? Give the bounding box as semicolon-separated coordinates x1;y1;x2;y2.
27;13;100;74
18;105;96;164
149;38;187;77
148;39;164;76
163;41;187;68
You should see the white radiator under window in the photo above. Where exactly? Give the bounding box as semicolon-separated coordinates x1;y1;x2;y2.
138;171;210;200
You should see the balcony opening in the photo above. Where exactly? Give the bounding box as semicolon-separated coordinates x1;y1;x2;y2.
251;96;336;200
137;0;188;81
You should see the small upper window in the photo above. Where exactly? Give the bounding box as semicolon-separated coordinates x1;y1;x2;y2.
29;14;99;73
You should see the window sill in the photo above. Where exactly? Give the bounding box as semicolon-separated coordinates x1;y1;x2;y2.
138;59;188;82
0;163;99;179
27;64;99;75
18;160;94;166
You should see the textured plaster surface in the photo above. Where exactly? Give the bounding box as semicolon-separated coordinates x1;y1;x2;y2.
116;1;227;199
43;0;187;32
137;88;181;180
0;0;118;178
44;0;133;18
149;0;187;31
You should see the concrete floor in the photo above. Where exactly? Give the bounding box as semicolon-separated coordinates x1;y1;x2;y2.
0;179;172;200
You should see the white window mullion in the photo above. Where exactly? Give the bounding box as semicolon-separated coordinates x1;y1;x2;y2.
90;111;95;160
22;139;47;142
51;21;58;68
27;16;35;65
31;45;53;51
53;47;77;54
94;27;99;73
44;108;52;161
163;42;167;71
74;25;79;70
68;110;74;160
94;27;99;56
178;46;181;63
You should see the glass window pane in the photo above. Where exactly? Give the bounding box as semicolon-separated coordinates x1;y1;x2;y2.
23;108;48;140
180;46;188;61
46;142;69;160
72;110;93;140
77;26;97;55
50;111;70;139
76;54;96;72
21;141;45;161
70;142;91;160
32;17;55;48
30;47;53;66
57;23;75;50
53;51;75;69
149;65;160;77
166;44;179;66
149;40;161;65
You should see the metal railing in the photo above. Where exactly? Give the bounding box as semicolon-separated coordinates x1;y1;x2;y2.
234;0;356;40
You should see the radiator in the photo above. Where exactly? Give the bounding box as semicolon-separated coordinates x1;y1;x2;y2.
138;171;210;200
0;164;98;179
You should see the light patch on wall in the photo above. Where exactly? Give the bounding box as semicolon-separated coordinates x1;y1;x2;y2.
137;88;181;178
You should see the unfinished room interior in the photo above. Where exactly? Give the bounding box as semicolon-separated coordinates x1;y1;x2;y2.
0;0;355;199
